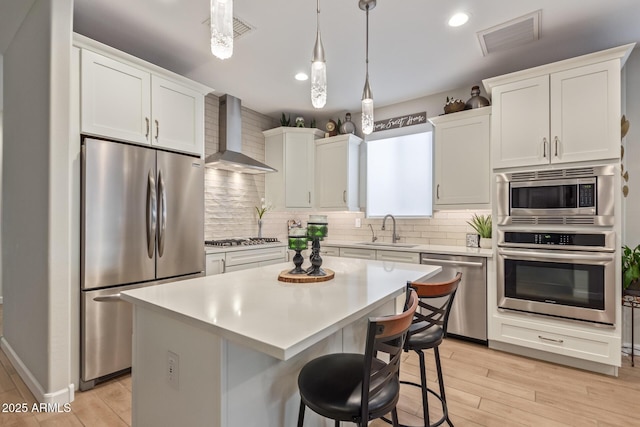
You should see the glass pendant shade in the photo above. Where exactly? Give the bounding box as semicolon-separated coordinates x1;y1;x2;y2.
362;97;374;135
311;1;327;108
210;0;233;60
311;57;327;108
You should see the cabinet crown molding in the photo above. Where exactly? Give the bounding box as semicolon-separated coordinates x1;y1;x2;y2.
482;43;635;95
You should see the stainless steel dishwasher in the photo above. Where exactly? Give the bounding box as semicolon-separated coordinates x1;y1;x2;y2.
420;253;487;343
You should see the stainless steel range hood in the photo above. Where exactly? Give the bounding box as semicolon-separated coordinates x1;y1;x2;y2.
204;94;277;174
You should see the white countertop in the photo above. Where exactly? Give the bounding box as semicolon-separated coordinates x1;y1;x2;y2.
121;257;441;360
323;240;493;258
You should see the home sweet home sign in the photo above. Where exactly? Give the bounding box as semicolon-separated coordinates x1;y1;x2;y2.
372;111;427;132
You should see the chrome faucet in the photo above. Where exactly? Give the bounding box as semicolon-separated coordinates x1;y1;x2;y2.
381;214;400;243
368;224;378;242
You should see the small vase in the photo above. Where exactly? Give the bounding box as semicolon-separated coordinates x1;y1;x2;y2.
479;237;492;249
258;219;263;238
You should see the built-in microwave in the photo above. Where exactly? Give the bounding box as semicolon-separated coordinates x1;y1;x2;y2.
496;165;615;226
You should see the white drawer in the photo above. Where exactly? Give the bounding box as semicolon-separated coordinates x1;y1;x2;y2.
376;250;419;264
496;317;618;364
225;246;286;267
339;247;376;260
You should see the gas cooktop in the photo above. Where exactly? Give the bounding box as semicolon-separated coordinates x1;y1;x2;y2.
205;237;280;247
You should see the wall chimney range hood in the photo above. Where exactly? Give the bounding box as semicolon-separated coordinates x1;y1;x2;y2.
204;94;277;174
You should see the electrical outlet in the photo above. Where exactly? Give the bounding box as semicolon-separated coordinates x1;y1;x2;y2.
355;218;362;228
167;350;179;389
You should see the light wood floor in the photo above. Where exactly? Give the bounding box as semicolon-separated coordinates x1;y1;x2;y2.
1;303;639;426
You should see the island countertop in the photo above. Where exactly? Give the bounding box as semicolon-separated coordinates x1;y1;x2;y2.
121;256;441;360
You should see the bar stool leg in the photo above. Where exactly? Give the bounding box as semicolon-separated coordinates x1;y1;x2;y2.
434;347;453;427
417;350;430;425
297;401;305;427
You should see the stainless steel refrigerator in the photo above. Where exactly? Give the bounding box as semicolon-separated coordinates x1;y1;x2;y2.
80;137;204;389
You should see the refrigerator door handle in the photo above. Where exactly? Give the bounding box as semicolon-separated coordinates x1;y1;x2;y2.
158;169;167;257
92;294;122;302
147;169;157;258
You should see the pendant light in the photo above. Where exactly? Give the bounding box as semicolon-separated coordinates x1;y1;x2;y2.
360;0;376;135
211;0;233;60
311;0;327;108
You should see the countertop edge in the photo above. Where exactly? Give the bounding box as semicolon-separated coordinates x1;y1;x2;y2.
322;241;493;258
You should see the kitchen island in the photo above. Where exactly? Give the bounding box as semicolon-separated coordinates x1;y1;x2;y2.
121;256;441;427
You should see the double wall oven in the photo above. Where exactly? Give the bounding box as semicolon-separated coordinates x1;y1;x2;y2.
495;165;617;326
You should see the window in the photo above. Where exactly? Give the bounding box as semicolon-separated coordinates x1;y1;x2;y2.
366;130;433;217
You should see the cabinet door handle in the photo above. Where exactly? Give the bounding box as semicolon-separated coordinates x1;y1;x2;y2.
538;335;564;344
343;190;346;203
436;184;440;199
542;137;547;158
221;259;226;273
554;136;559;157
155;120;159;141
308;192;311;204
145;117;150;139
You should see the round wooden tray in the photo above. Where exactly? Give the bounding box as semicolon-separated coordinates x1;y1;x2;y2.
278;268;335;283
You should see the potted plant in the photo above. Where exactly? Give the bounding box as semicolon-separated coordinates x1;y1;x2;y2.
467;214;492;248
623;244;640;295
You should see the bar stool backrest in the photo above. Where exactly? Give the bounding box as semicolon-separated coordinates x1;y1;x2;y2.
360;289;418;423
407;272;462;339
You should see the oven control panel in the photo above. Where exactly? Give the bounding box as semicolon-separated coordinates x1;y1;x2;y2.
503;232;606;247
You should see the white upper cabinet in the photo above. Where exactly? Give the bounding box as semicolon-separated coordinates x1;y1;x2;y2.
78;40;207;157
549;61;619;164
81;50;151;145
264;127;325;209
429;107;491;208
151;76;204;155
489;75;549;168
484;44;634;169
315;134;361;211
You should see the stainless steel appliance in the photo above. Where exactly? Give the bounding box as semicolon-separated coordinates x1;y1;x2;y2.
420;253;487;343
497;230;616;325
496;164;615;226
81;137;204;389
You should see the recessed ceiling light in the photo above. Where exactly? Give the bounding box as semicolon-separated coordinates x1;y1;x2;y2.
295;72;309;81
448;12;469;27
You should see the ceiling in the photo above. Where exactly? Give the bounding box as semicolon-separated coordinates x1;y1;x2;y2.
4;1;640;120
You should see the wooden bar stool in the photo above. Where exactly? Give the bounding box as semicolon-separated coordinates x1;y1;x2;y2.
296;289;419;427
386;272;461;427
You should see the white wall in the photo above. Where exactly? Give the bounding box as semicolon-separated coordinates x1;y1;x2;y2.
1;53;3;303
1;0;74;404
624;47;640;244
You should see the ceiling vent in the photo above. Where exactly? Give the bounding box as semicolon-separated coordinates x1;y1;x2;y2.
477;10;541;56
202;16;255;40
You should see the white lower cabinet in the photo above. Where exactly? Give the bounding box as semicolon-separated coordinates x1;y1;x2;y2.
493;314;619;365
205;253;225;276
205;246;286;276
319;247;339;257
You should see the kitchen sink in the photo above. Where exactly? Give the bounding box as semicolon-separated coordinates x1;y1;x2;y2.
358;242;418;248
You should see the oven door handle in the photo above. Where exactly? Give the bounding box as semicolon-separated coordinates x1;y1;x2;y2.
498;248;614;262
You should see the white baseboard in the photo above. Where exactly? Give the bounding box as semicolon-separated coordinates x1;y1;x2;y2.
0;337;74;404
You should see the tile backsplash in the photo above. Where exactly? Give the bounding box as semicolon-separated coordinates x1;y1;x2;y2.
203;94;490;246
257;210;492;246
